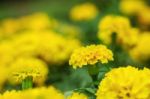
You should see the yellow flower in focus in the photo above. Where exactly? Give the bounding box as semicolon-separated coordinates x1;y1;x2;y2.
67;92;88;99
98;15;139;48
96;66;150;99
130;33;150;63
70;3;98;21
69;44;113;69
9;57;48;84
120;0;147;15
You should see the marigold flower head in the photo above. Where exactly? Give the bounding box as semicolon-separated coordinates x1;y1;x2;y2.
69;44;113;69
67;92;88;99
9;57;48;84
96;66;150;99
70;3;98;21
98;15;139;48
130;32;150;63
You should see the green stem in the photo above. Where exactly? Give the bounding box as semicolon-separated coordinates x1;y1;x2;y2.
22;76;33;90
88;65;100;87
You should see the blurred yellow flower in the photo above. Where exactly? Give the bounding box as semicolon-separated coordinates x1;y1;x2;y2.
96;66;150;99
70;3;98;21
138;7;150;26
56;23;81;39
130;32;150;63
0;86;64;99
19;12;51;31
67;92;88;99
0;90;22;99
120;0;147;15
23;86;64;99
1;30;81;65
98;15;139;48
1;18;20;36
9;57;48;84
69;44;113;69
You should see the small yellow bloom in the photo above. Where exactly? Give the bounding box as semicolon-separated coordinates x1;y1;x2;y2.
70;3;98;21
69;44;113;69
96;66;150;99
67;92;88;99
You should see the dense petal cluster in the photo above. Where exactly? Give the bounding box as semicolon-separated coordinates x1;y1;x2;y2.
67;92;88;99
69;44;113;69
70;3;98;21
130;33;150;62
96;66;150;99
0;86;64;99
98;15;139;48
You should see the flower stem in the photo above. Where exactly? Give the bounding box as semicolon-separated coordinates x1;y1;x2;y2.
88;65;100;87
22;76;33;90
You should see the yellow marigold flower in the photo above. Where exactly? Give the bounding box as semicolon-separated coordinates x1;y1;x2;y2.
9;57;48;84
0;86;64;99
35;31;81;64
120;0;147;15
70;3;98;21
69;44;113;69
130;32;150;63
96;66;150;99
98;15;139;48
67;92;88;99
